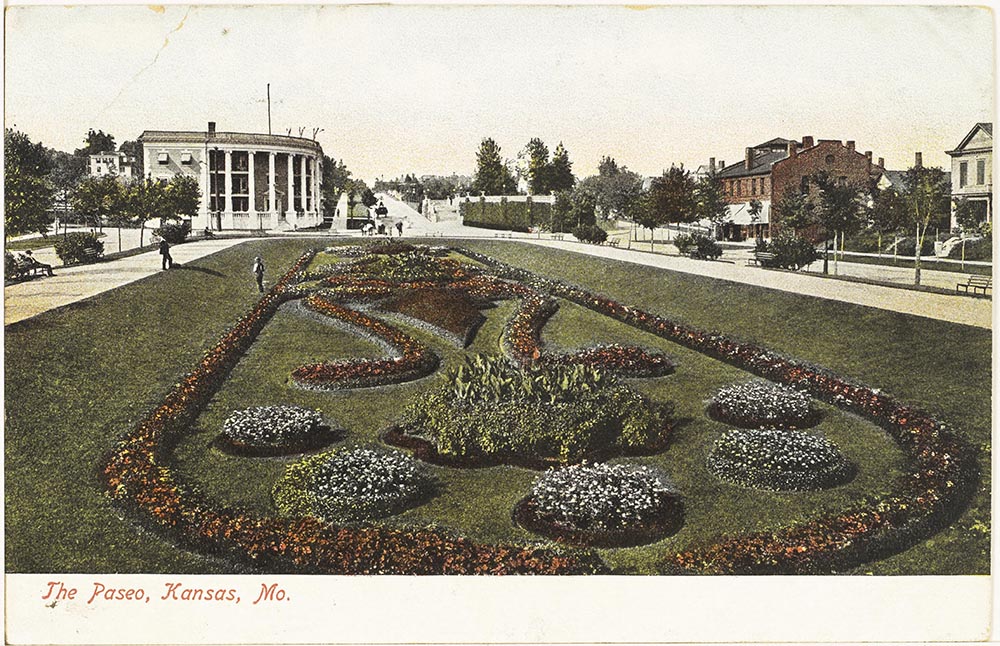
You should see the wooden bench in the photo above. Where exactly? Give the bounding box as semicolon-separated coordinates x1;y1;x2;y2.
747;251;776;267
552;233;564;241
957;274;991;295
82;248;103;263
608;239;620;247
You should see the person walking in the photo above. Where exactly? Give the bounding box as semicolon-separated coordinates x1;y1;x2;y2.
395;221;403;237
252;256;265;293
158;238;173;270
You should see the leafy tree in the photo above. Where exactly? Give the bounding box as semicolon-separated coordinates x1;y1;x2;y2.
643;166;697;249
71;175;124;229
812;172;868;274
694;171;729;230
519;138;551;195
953;197;988;235
47;149;87;229
569;182;598;229
321;156;352;219
122;177;173;247
550;190;573;233
74;129;116;157
748;199;763;239
774;185;815;234
118;140;144;177
361;188;378;208
869;186;908;255
472;138;510;196
548;142;575;193
165;174;201;220
598;156;620;177
902;165;951;285
4;129;53;238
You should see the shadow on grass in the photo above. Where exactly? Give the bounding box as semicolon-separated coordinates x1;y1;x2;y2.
171;264;226;278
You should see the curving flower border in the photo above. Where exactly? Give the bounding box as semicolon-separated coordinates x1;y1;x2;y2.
458;248;980;574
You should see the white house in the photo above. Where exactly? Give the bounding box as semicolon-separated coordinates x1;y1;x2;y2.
947;123;992;229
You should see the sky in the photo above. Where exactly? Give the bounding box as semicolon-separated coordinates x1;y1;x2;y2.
4;4;994;182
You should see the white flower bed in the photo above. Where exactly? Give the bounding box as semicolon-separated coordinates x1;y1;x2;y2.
310;447;435;521
221;405;325;447
530;462;678;531
711;381;814;428
707;428;852;491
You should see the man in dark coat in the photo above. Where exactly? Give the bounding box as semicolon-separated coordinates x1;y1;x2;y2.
158;239;172;270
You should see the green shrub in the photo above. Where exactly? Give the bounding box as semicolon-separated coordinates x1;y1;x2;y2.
762;232;819;270
154;220;191;244
460;199;551;232
53;232;104;265
572;224;608;244
674;233;722;260
402;355;672;464
893;236;936;257
947;237;993;261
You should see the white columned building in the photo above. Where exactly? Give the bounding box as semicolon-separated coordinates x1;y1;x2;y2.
139;122;324;231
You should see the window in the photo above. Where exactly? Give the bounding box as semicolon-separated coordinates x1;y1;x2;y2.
157;152;169;164
180;151;193;164
977;159;985;185
959;161;968;187
825;154;835;165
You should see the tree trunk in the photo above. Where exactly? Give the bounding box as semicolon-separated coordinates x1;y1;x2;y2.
914;222;922;286
118;227;122;253
140;223;145;249
833;231;839;275
877;231;882;258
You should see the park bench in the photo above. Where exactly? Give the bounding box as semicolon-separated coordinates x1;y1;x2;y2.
5;253;53;280
492;232;513;239
608;239;620;248
552;233;564;241
82;248;103;263
956;274;991;296
747;251;776;267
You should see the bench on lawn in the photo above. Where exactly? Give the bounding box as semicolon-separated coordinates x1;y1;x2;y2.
956;274;991;295
492;232;513;239
608;239;620;247
6;253;53;279
552;233;564;241
747;251;776;267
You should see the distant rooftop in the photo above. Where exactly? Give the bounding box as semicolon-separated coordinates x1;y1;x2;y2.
139;130;323;153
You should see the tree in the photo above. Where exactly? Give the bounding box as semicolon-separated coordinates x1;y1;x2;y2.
598;156;620;177
548;142;575;193
774;185;815;234
322;156;352;219
953;197;988;235
118;140;144;177
165;174;201;221
812;172;868;274
644;166;698;248
47;149;87;229
568;181;598;229
472;138;511;196
869;186;908;256
694;171;729;233
902;165;951;285
122;177;173;247
550;190;573;233
519;138;551;195
5;129;54;238
74;129;116;157
361;188;378;208
71;175;123;229
748;199;763;240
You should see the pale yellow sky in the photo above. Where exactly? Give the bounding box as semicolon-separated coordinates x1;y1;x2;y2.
4;4;994;181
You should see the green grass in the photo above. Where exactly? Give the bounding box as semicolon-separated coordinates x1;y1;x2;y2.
5;237;991;575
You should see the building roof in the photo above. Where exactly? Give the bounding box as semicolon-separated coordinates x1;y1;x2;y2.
139;130;323;154
947;123;993;155
716;137;800;179
882;169;907;190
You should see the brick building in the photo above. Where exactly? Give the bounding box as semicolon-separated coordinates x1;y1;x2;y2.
715;136;883;240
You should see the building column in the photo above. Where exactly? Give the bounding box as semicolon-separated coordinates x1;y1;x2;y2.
200;150;210;228
268;152;276;216
300;155;308;213
248;151;256;214
314;156;321;217
286;153;295;218
224;150;233;215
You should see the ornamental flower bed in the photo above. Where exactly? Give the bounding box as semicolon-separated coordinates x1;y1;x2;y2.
290;295;439;390
216;405;338;457
389;355;674;468
100;250;602;574
708;381;817;429
707;428;854;491
380;287;486;347
514;462;684;548
273;446;436;523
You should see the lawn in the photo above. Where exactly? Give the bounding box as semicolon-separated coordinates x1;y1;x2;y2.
5;237;990;574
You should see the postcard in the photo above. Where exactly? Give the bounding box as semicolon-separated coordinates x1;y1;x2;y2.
4;3;994;644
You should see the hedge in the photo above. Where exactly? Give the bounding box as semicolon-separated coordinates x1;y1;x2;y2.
461;198;552;232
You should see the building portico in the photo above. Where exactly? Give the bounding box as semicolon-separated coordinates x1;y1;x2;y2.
140;122;323;231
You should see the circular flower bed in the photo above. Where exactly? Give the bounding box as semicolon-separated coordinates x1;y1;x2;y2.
513;462;683;547
216;405;337;456
708;380;817;428
273;446;436;523
707;428;854;491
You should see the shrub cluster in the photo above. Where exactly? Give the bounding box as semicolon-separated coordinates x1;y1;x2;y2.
528;462;680;532
397;355;673;466
460;198;551;233
220;405;325;449
274;446;435;522
291;295;439;390
54;232;104;265
673;233;722;260
707;428;853;491
758;232;819;270
572;225;608;244
154;221;191;244
459;248;978;574
709;381;815;429
947;236;992;261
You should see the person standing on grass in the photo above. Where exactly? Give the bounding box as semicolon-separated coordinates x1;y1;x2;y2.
252;256;265;293
158;238;173;270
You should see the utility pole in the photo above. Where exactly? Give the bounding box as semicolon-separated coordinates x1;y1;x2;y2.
267;83;271;135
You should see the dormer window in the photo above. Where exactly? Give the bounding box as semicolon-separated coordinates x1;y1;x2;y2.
157;152;169;164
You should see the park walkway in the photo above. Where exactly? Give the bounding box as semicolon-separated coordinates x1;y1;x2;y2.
4;238;257;325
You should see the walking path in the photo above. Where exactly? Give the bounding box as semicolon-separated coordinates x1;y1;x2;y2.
5;210;992;329
4;238;257;325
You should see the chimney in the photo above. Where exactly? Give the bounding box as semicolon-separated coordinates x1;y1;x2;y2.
915;152;923;168
718;160;725;170
208;121;216;135
709;157;715;172
846;140;856;152
787;141;797;159
865;151;872;162
802;136;814;148
878;157;885;168
745;147;753;171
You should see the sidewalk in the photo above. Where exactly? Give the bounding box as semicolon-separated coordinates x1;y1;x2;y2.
4;238;258;325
